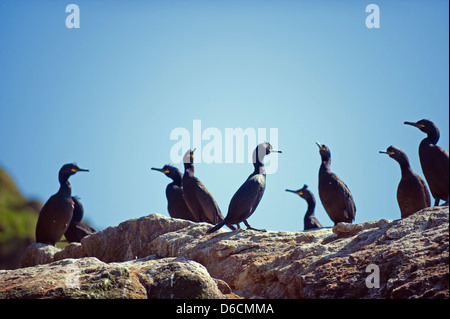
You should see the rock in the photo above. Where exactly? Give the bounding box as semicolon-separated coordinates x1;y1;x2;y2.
0;256;226;299
1;206;448;299
20;243;61;268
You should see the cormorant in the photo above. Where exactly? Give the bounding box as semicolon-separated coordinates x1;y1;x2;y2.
380;146;431;218
208;142;282;233
182;149;225;225
316;142;356;225
404;119;449;205
152;165;196;222
286;184;322;230
35;163;89;245
64;196;96;243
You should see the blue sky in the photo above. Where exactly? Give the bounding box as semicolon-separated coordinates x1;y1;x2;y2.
0;0;448;232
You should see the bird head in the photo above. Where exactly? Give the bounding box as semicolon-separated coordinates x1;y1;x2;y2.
253;142;282;164
183;148;196;165
315;142;331;161
59;163;89;177
151;164;182;181
58;163;88;183
286;184;313;200
404;119;439;137
379;146;408;163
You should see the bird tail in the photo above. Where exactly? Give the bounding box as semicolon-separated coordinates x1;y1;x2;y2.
207;220;227;233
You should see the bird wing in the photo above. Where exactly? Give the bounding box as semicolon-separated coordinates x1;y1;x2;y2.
228;175;265;224
333;174;356;222
194;180;224;224
432;145;449;178
419;176;432;207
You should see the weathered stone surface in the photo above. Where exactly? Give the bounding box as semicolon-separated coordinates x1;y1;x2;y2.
20;243;60;268
1;206;448;299
1;256;226;299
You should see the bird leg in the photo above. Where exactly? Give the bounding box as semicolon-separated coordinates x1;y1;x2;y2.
434;198;441;206
243;220;267;232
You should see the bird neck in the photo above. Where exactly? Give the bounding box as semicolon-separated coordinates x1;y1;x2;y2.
58;176;72;197
395;158;413;175
171;172;183;186
305;198;316;216
253;161;266;175
184;163;194;176
421;128;440;145
319;158;331;176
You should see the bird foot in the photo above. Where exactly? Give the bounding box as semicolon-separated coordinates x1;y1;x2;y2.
246;227;267;232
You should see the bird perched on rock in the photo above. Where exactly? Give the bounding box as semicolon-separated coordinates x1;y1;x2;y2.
404;119;449;206
316;142;356;225
208;142;282;233
380;146;431;218
152;165;196;222
286;185;322;230
35;163;89;245
182;149;225;225
64;196;96;243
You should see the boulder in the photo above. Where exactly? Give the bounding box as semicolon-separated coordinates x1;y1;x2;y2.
1;206;448;299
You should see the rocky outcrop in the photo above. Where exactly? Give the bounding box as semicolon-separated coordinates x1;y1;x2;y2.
1;206;448;299
1;256;229;299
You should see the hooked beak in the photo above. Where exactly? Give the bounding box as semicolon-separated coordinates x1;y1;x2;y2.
151;167;164;172
404;121;420;128
286;189;302;196
77;168;89;172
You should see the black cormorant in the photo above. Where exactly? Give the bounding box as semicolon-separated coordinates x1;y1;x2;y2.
404;119;449;205
380;146;431;218
35;163;89;245
316;142;356;225
64;196;96;243
286;184;322;230
152;165;196;222
182;149;225;225
208;142;282;233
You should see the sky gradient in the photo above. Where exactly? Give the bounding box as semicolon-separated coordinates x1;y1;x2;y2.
0;0;448;232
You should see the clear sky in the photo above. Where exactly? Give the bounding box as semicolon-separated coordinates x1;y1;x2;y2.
1;0;448;232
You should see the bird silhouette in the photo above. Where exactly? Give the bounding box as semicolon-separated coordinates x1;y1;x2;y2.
35;163;89;245
316;142;356;225
208;142;281;233
404;119;449;206
286;184;322;230
380;146;431;218
152;165;196;221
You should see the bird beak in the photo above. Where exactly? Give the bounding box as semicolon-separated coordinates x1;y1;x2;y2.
77;168;89;172
285;189;296;193
379;150;395;156
404;121;420;128
315;141;322;148
151;167;164;172
271;149;282;153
